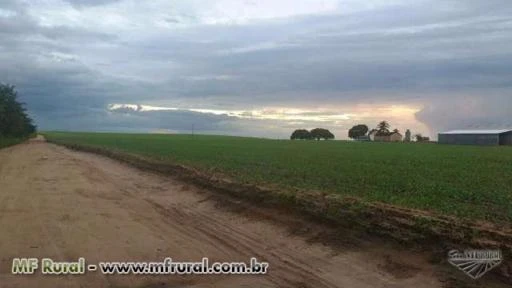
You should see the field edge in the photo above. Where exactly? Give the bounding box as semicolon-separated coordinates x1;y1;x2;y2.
0;137;29;150
46;138;512;281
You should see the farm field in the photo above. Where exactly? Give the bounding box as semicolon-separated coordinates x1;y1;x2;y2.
0;135;453;288
44;131;512;224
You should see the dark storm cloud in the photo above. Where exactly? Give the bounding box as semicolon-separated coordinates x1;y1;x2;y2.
1;0;512;137
140;1;512;103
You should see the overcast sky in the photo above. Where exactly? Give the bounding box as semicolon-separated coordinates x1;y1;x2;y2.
1;0;511;139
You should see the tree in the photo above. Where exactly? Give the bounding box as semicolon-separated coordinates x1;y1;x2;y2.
414;133;427;142
290;129;312;140
310;128;335;140
404;129;411;142
0;84;36;138
348;124;369;139
377;121;390;133
393;129;400;134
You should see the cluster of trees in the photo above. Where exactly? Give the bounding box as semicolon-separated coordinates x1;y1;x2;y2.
290;121;429;142
374;121;401;135
348;121;400;139
347;121;428;142
0;84;36;138
290;128;335;140
414;134;430;142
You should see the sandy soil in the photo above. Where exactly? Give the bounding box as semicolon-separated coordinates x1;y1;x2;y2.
0;137;446;287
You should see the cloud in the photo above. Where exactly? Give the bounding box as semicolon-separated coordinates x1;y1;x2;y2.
1;0;512;139
184;75;237;81
108;103;356;122
415;94;512;137
64;0;121;8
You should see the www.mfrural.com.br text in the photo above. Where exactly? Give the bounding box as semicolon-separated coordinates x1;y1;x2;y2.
11;257;269;275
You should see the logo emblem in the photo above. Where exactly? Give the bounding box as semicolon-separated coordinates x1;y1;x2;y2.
448;250;502;279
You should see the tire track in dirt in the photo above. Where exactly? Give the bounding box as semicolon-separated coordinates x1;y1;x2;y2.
70;148;340;287
145;199;336;288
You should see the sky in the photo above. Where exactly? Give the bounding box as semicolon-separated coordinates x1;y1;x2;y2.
1;0;512;139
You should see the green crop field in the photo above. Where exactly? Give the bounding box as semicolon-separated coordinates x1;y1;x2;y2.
44;131;512;223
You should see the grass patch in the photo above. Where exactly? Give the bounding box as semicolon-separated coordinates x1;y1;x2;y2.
0;137;25;149
43;131;512;224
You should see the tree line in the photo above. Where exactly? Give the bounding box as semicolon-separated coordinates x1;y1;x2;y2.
290;121;427;142
0;84;36;138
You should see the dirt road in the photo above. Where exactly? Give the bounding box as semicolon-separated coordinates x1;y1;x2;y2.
0;137;445;288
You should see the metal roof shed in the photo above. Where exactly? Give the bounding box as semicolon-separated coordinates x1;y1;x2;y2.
438;129;512;146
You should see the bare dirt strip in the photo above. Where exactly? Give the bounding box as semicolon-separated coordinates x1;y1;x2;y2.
0;137;506;287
